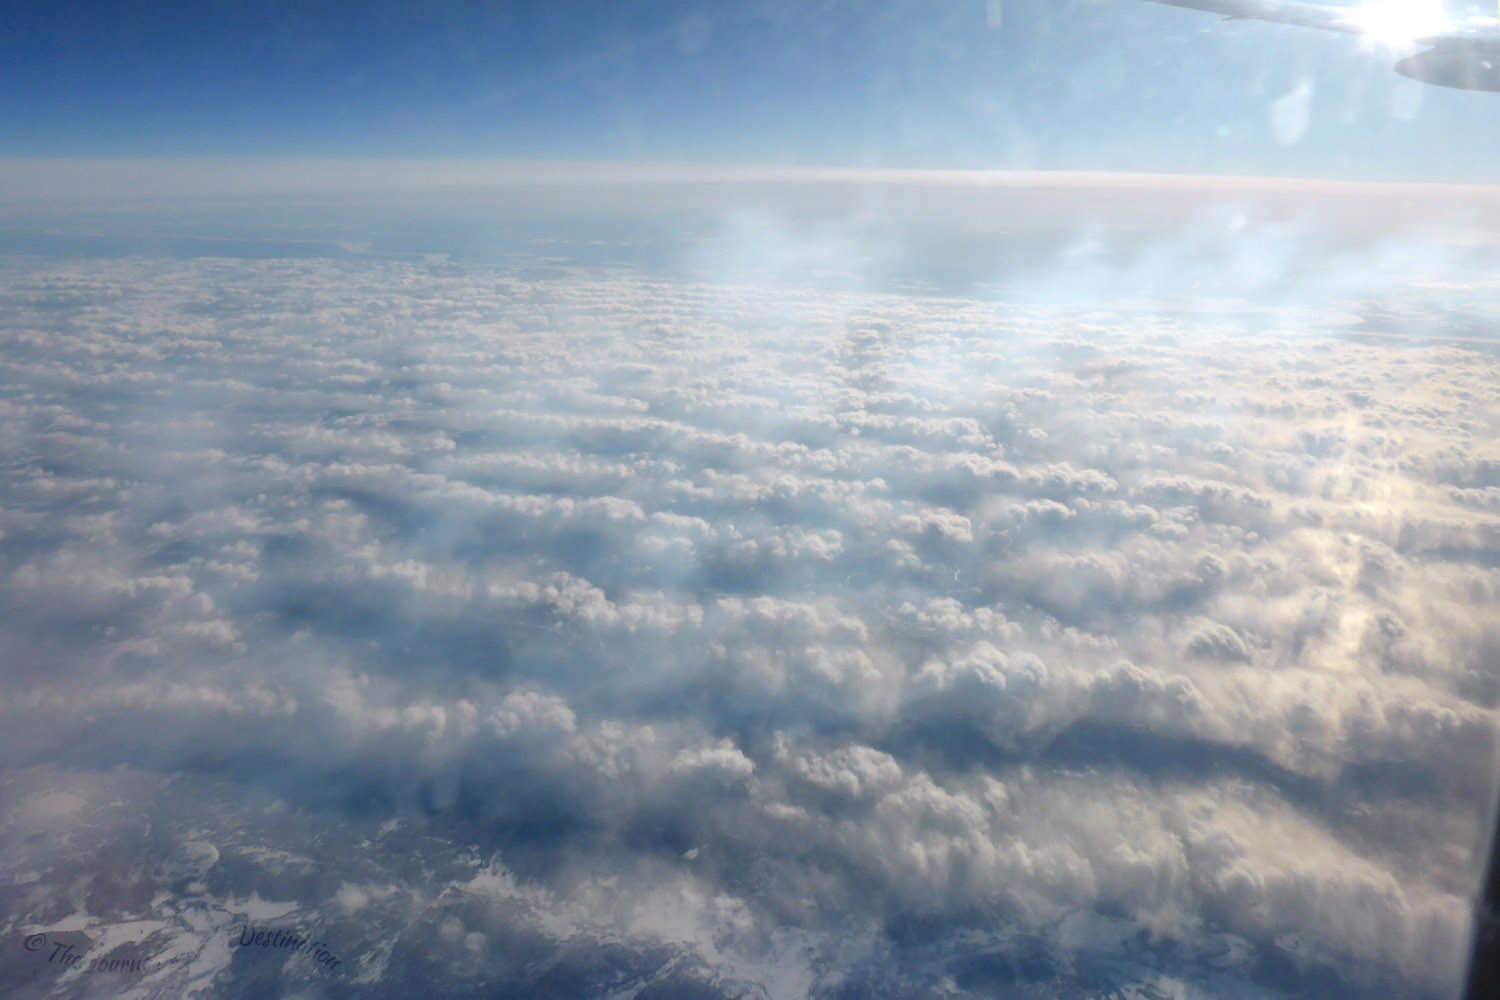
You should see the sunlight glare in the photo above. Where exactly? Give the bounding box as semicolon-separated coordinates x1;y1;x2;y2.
1350;0;1451;46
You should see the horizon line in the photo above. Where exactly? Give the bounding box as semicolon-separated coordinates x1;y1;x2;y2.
3;158;1500;204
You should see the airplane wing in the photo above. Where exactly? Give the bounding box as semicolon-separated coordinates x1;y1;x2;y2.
1148;0;1363;34
1144;0;1500;91
1145;0;1500;45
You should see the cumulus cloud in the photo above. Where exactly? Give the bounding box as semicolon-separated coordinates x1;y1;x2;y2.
1;186;1499;999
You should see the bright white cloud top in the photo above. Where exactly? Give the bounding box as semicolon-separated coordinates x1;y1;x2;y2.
1;170;1498;999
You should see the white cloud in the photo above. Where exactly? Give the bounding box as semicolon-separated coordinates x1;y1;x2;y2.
1;204;1498;999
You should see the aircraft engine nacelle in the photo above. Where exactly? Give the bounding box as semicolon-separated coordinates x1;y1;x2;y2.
1394;43;1500;92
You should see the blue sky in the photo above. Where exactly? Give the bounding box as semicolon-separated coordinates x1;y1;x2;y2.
5;0;1500;180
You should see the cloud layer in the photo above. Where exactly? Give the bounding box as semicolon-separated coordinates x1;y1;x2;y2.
2;207;1499;998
